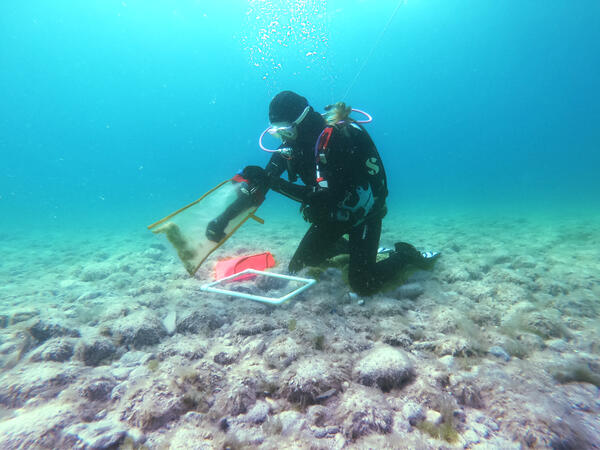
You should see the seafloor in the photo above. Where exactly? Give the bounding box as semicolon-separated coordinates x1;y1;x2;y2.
1;210;599;449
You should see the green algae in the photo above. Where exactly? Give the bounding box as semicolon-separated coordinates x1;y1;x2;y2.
416;420;460;443
287;318;297;332
552;364;600;387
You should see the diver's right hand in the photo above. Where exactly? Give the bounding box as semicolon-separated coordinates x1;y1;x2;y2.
206;218;226;242
241;166;270;192
301;189;331;223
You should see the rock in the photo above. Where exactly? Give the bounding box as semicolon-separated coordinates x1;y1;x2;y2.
486;418;500;432
312;425;341;439
546;338;568;352
394;283;424;300
225;423;265;446
381;332;413;349
176;309;228;334
471;421;490;438
435;336;476;357
0;402;77;448
94;250;110;261
282;357;343;405
118;263;138;275
182;411;205;426
28;320;80;343
98;304;130;322
454;383;485;409
143;248;164;261
112;310;167;349
306;405;330;427
76;338;117;366
426;410;442;425
443;266;472;282
353;345;415;391
315;388;337;402
402;401;425;426
0;339;16;356
488;345;510;361
10;309;39;325
62;419;144;449
546;280;569;296
371;300;407;317
110;381;129;402
80;264;111;282
551;358;600;387
125;385;189;431
0;366;77;407
212;382;258;417
76;291;103;302
256;272;289;291
511;255;537;269
320;267;344;281
130;281;163;296
167;426;213;449
336;385;393;440
453;408;466;423
213;349;238;365
392;411;410;434
80;378;117;401
129;366;151;379
241;400;270;424
264;336;302;369
29;338;75;362
111;367;133;381
489;252;511;265
119;350;150;366
106;273;133;290
278;410;306;437
522;311;569;339
234;316;278;336
157;336;206;361
407;270;433;282
439;355;456;369
163;311;177;335
463;429;481;447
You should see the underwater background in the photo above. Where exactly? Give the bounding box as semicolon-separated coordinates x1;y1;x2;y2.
2;2;600;448
2;0;599;236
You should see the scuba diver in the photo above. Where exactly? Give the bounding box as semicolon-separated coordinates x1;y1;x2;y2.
206;90;439;296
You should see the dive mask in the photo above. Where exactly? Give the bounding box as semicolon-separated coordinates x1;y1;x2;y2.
267;106;310;142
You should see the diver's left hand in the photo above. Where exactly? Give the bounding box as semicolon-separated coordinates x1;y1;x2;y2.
241;166;269;192
206;218;227;242
301;190;331;223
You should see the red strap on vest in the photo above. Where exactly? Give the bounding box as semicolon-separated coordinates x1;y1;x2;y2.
232;173;265;205
315;127;333;188
318;127;333;152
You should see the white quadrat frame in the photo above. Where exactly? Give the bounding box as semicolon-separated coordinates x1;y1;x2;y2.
200;269;316;305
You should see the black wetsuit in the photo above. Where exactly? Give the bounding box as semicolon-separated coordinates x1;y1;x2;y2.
207;109;431;294
263;118;425;295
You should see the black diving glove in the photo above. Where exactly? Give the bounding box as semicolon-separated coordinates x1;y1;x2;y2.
301;189;331;223
241;165;270;195
206;170;264;242
206;217;227;242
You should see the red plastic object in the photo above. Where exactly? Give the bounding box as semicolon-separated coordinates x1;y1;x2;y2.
214;252;275;281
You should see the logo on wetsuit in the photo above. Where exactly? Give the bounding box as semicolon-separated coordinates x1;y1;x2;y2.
366;157;380;175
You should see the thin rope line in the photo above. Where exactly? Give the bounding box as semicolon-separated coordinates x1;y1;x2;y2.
342;0;404;101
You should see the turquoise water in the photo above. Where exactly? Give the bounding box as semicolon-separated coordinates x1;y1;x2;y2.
1;0;599;234
2;4;600;447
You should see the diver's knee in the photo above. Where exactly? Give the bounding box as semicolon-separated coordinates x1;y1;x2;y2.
393;242;421;260
349;271;373;297
288;258;304;274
